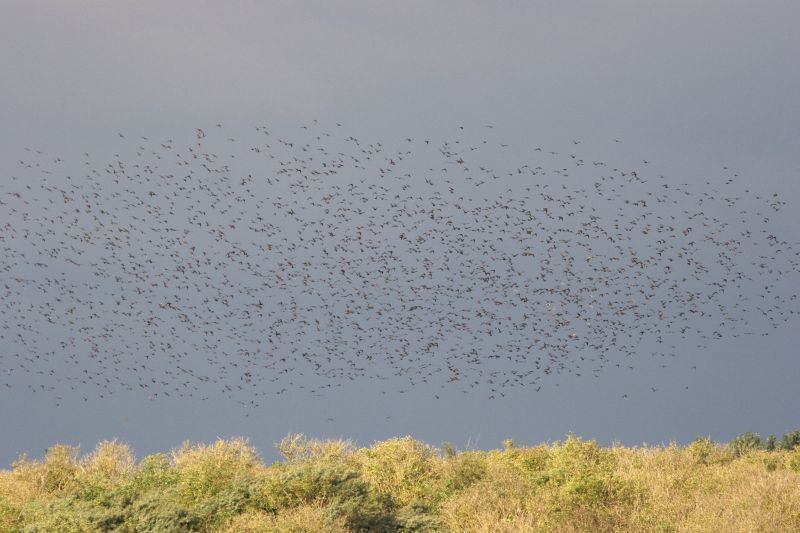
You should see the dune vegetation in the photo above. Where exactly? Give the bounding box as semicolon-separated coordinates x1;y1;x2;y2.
1;431;799;532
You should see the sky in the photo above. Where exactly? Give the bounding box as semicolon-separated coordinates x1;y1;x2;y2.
0;0;798;466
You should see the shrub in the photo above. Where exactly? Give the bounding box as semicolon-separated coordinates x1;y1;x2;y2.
77;440;135;500
129;453;179;495
258;462;395;531
546;436;615;500
224;504;349;533
441;442;457;459
512;444;551;482
276;434;356;465
765;434;778;451
2;433;799;532
260;463;350;507
687;437;729;465
782;430;800;450
0;497;18;533
439;465;538;532
125;488;203;532
3;444;82;502
393;501;443;532
439;450;487;496
171;438;260;501
729;432;764;457
358;436;441;506
789;447;800;472
541;435;633;530
17;498;101;533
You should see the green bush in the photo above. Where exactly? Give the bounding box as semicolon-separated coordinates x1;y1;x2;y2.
0;498;19;533
440;450;487;495
125;488;203;532
1;432;799;532
687;436;729;465
782;430;800;450
729;432;764;457
259;462;396;531
544;436;624;512
765;434;778;451
17;498;96;533
358;436;440;506
129;453;178;495
276;434;355;465
172;438;260;501
224;505;349;533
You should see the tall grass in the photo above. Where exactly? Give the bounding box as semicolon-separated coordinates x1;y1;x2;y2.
1;432;798;532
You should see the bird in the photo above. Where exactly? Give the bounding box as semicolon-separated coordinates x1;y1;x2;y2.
0;121;796;409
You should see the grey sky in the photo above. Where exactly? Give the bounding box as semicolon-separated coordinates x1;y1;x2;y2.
1;1;798;465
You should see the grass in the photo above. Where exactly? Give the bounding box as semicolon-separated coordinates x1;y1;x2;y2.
1;432;799;532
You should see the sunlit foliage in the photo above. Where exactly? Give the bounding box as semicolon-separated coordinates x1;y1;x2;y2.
1;432;799;532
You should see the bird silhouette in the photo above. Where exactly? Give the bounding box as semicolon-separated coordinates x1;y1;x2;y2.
0;122;797;407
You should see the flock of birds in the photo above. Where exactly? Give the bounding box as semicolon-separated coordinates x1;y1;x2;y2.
1;121;798;408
